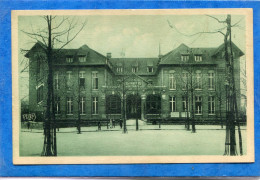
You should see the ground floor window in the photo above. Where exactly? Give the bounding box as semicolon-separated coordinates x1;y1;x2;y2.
146;94;161;114
195;96;202;115
67;97;73;115
80;97;86;115
169;96;176;112
208;96;215;114
92;97;98;114
182;96;189;111
36;85;43;103
55;96;61;114
106;95;121;114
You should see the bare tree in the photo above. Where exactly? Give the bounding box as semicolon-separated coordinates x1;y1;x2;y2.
22;15;86;156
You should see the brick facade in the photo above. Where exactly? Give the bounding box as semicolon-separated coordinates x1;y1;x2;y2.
26;42;243;123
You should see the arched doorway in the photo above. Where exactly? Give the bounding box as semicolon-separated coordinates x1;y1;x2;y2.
126;94;141;119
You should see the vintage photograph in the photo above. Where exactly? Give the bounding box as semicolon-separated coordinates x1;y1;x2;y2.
12;9;254;164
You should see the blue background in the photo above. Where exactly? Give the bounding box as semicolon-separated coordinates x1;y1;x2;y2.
0;0;259;177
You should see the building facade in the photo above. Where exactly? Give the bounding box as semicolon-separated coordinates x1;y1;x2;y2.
25;42;244;123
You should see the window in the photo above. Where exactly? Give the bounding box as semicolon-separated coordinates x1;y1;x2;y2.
182;72;188;90
80;97;86;115
195;71;202;90
66;56;73;63
92;72;98;90
36;85;43;103
66;97;73;115
182;96;189;111
146;94;161;114
92;97;98;114
66;71;72;90
169;72;176;90
79;71;85;89
169;96;176;112
117;67;123;73
106;95;121;114
181;55;189;62
54;72;59;90
195;96;202;115
78;56;86;62
132;67;138;73
195;55;202;62
55;96;61;115
147;67;153;73
36;58;41;79
208;71;215;90
208;96;215;114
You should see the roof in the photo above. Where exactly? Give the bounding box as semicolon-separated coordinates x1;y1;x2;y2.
110;58;159;76
26;42;107;66
159;42;244;65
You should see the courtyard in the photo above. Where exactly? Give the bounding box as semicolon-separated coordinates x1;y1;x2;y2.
20;120;247;156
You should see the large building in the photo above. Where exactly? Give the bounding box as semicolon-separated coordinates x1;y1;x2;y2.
25;41;244;123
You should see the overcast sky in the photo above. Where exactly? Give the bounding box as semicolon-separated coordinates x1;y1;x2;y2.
18;14;246;100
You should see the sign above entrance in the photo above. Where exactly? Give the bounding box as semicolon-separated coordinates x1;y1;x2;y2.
125;81;142;87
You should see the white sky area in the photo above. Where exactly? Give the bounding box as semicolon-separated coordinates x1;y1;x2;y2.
18;15;246;101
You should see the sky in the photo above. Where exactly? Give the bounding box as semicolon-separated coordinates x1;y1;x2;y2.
18;14;246;100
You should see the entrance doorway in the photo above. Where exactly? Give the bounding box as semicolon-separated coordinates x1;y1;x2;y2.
126;94;141;119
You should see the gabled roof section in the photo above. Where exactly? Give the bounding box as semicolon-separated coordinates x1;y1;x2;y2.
25;41;107;66
160;42;244;65
25;41;46;58
212;41;244;57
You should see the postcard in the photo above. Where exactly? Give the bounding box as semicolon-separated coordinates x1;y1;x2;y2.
12;9;254;164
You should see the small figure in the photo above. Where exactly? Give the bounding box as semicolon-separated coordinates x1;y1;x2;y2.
119;119;123;129
27;121;31;131
110;119;112;129
98;121;101;131
112;119;115;128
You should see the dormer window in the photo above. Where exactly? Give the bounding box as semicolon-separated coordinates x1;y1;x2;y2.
132;66;138;73
181;55;189;62
79;56;86;62
66;56;73;63
195;55;202;62
117;67;123;73
147;67;153;73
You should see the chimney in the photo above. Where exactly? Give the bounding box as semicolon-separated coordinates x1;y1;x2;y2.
107;52;112;59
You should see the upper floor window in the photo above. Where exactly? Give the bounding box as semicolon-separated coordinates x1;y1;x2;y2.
79;71;85;89
169;71;176;90
132;66;138;73
92;72;98;90
66;71;72;90
182;72;188;90
181;55;189;62
195;70;202;90
208;70;215;90
78;56;86;63
54;72;59;90
66;56;73;63
195;55;202;62
147;67;153;73
169;96;176;112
